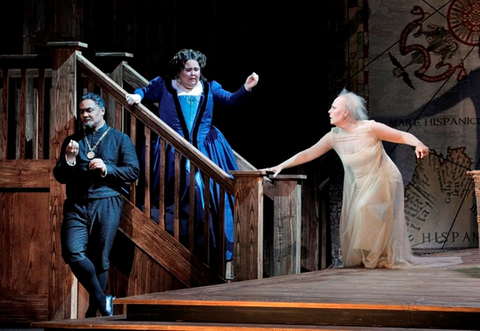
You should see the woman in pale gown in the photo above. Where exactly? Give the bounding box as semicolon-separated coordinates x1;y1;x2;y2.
264;89;462;269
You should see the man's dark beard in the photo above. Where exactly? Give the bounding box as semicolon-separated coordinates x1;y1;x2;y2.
83;121;94;132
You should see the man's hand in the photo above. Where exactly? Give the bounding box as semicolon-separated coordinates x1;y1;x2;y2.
89;158;107;176
66;140;79;164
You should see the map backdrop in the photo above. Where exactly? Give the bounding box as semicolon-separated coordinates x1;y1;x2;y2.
367;0;479;251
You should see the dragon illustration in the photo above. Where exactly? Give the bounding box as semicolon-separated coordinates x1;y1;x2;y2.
390;4;468;87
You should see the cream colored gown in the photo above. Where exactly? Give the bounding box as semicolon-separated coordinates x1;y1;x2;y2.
331;120;462;268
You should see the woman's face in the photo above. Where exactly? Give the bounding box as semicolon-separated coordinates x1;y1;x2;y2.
178;59;201;90
328;96;348;126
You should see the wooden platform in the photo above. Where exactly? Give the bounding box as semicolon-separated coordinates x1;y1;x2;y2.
32;248;480;331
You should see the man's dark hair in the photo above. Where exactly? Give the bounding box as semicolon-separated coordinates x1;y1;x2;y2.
82;92;106;108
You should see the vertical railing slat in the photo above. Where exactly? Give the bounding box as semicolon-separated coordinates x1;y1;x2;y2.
38;68;46;159
25;70;37;159
128;114;137;203
158;138;166;230
1;68;9;160
217;186;226;277
18;67;26;158
202;173;211;263
173;150;181;240
143;127;151;219
188;163;197;251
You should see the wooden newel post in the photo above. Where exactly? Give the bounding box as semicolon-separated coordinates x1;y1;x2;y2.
264;174;307;276
47;41;88;319
230;170;265;281
94;52;134;129
466;170;480;253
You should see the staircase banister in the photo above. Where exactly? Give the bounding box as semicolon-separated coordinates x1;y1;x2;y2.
76;52;235;194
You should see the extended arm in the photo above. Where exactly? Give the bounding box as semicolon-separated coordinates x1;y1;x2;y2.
370;121;429;158
126;76;165;105
264;133;333;177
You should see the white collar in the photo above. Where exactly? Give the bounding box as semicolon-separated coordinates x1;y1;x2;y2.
172;79;203;96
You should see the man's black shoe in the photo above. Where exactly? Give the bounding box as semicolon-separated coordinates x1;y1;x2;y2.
100;294;115;316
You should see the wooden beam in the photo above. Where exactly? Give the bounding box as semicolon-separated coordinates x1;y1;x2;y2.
0;160;51;188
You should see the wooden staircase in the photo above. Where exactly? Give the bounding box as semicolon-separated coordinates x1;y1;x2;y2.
0;41;328;324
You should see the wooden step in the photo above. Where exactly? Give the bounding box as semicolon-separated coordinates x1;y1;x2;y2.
122;303;479;330
32;314;474;331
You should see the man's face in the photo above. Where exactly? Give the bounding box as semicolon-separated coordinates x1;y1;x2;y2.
79;99;105;130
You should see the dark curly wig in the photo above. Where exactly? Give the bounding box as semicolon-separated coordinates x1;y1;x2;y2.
169;49;207;81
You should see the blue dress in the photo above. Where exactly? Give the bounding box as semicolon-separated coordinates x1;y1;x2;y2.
134;77;250;260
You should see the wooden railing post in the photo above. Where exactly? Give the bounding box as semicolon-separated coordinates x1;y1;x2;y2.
466;170;480;253
47;41;88;320
264;174;307;276
94;52;134;129
230;170;265;281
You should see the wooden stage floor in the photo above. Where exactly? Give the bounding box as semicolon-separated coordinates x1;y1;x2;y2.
33;248;480;331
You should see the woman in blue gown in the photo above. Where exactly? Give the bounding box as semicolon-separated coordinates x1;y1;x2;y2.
126;49;259;260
